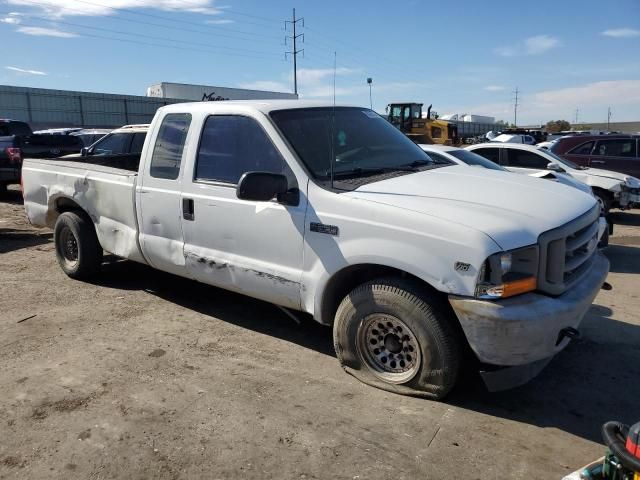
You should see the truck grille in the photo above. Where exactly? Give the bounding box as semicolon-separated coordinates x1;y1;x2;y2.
537;205;600;295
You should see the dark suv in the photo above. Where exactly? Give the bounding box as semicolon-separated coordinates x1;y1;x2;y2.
550;135;640;178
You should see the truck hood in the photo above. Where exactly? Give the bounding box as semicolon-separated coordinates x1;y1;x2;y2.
346;165;596;251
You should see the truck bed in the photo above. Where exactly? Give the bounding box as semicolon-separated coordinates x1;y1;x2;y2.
22;158;146;264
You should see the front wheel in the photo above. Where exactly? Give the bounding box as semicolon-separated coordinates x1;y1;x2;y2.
54;211;102;279
333;277;462;400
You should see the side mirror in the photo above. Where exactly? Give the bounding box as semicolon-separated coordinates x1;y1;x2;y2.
81;147;89;156
237;172;289;202
547;163;565;173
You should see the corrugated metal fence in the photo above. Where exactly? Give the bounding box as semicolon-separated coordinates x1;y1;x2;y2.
0;85;188;129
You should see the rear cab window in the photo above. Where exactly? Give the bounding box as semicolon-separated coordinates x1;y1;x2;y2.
149;113;192;180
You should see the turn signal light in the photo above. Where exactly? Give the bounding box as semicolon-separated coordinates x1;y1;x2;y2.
484;277;537;299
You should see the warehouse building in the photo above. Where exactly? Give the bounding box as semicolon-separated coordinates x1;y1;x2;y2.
0;83;297;130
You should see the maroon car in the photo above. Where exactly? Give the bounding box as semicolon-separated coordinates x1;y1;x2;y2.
550;135;640;177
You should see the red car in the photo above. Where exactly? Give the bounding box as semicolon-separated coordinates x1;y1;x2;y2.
550;134;640;178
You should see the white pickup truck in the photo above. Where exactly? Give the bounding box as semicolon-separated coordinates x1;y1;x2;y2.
22;101;609;399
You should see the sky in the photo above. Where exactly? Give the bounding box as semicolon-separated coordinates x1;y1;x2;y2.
1;0;639;125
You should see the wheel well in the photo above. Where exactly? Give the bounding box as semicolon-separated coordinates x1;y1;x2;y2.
45;197;92;228
592;187;613;200
319;264;446;326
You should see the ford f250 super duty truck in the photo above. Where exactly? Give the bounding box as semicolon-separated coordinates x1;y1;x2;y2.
22;101;610;399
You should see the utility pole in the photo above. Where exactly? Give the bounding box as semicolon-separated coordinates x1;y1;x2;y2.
574;108;579;125
367;77;373;110
512;87;519;126
285;8;304;96
607;106;611;131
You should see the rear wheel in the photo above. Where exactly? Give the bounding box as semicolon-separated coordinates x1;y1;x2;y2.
333;277;462;399
54;211;102;279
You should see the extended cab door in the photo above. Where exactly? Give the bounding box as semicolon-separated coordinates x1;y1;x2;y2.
137;113;193;277
179;113;307;309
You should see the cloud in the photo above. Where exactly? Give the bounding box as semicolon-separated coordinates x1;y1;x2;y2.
524;35;559;54
205;19;234;24
484;85;506;91
0;12;22;24
495;35;560;57
449;80;640;124
239;80;290;92
6;0;225;17
6;65;47;75
601;28;640;38
297;67;360;84
16;26;77;37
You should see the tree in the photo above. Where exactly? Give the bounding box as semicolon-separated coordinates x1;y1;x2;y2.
545;120;571;133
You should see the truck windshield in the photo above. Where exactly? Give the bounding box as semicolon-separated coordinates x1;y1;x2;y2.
270;107;439;180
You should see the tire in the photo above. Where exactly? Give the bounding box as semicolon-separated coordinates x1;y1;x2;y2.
333;277;462;400
54;211;102;279
0;183;7;196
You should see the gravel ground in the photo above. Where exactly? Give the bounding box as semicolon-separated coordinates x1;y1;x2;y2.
1;185;639;480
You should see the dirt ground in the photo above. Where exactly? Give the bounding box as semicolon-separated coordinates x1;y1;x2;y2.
1;185;640;480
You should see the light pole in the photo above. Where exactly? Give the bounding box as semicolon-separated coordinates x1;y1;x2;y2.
367;77;373;110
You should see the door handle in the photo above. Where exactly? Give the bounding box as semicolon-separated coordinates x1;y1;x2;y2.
182;198;195;221
591;160;605;164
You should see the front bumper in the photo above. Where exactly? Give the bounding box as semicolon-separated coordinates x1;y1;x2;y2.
448;252;609;368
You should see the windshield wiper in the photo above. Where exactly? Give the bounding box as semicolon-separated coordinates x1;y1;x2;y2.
332;165;417;178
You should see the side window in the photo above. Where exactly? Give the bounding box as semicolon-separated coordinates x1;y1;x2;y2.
149;113;191;180
473;148;500;165
569;141;594;155
130;133;146;154
594;139;635;157
195;115;287;184
93;133;131;155
505;149;549;169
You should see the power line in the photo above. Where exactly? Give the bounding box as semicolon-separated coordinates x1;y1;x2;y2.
285;8;304;96
14;0;283;44
8;12;282;57
513;87;520;126
6;21;284;62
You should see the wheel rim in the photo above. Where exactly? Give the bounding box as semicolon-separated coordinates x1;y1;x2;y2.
59;226;79;268
596;196;605;214
356;313;422;384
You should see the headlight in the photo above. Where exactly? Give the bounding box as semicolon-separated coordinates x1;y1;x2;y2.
475;245;539;299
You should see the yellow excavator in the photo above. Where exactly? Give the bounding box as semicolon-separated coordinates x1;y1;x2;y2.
386;102;459;145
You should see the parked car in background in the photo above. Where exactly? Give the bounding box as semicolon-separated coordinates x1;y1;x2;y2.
550;135;640;178
62;124;148;171
70;128;111;147
490;133;536;145
466;143;640;213
421;144;608;245
0;119;84;193
22;101;609;399
421;144;594;195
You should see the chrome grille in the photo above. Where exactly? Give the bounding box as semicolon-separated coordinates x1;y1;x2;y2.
537;205;600;295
